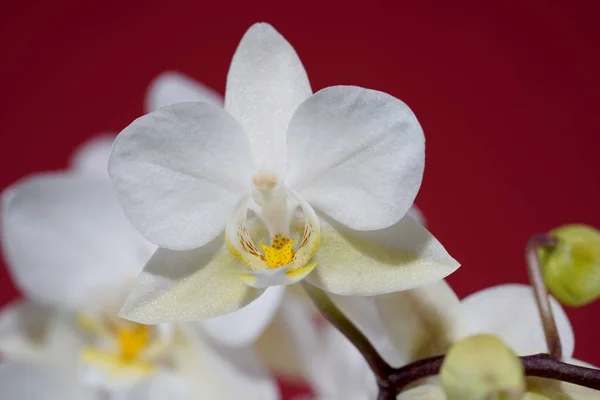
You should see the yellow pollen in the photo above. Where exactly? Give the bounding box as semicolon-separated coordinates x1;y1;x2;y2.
117;324;150;362
260;235;295;268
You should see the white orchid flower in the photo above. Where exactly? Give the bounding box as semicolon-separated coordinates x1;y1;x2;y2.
0;137;278;399
108;22;459;326
143;69;430;347
305;282;598;399
0;320;277;400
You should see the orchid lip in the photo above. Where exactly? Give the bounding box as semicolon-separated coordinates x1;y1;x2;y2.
76;311;174;390
226;186;320;287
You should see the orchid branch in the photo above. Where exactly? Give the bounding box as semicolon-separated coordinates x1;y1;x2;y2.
302;275;600;398
526;233;562;360
387;353;600;392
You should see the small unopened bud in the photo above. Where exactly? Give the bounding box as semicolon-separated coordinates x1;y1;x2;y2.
539;224;600;307
440;334;525;400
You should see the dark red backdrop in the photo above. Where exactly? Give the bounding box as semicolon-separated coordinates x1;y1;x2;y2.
1;0;598;389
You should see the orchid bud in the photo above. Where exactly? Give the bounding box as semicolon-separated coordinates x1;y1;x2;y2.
539;224;600;306
440;334;525;400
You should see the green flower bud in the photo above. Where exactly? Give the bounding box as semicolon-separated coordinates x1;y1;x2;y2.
440;334;525;400
539;224;600;307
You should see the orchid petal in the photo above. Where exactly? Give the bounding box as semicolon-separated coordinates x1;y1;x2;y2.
0;300;52;362
306;214;459;296
176;325;280;399
316;323;378;399
145;71;223;112
328;294;403;367
1;173;154;309
225;23;311;171
407;205;427;227
375;280;468;363
70;135;115;178
119;238;261;323
460;284;575;358
528;381;600;400
127;371;190;399
286;85;424;231
0;362;94;400
282;297;328;374
262;295;378;399
109;102;253;250
199;285;285;347
42;312;83;373
254;299;310;380
397;384;447;400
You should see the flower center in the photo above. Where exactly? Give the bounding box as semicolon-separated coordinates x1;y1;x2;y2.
117;324;150;362
225;170;321;286
260;234;296;268
77;313;172;390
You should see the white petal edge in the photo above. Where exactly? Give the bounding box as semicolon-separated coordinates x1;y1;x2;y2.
276;296;329;388
269;295;377;398
109;102;253;250
175;325;280;400
145;71;223;112
306;214;460;296
69;134;115;178
0;362;95;400
1;173;154;309
198;285;285;347
316;322;378;399
328;294;404;367
407;204;427;227
286;85;425;231
225;22;312;171
253;297;311;380
120;237;262;323
374;280;469;364
461;284;575;358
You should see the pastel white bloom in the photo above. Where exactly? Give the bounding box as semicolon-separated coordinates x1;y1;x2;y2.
309;282;598;399
0;310;277;400
0;137;278;399
109;22;459;325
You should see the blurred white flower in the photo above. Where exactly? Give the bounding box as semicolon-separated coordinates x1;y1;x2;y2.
0;133;278;399
304;282;596;399
108;22;459;326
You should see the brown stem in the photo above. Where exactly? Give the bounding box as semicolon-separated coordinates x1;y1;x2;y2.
388;353;600;392
526;233;562;360
377;386;397;400
388;356;445;390
302;266;600;397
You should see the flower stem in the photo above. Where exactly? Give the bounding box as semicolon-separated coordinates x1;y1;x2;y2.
526;233;562;360
387;353;600;392
300;281;393;387
377;386;397;400
302;280;600;396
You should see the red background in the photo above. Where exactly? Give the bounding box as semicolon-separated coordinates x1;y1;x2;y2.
1;0;599;393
